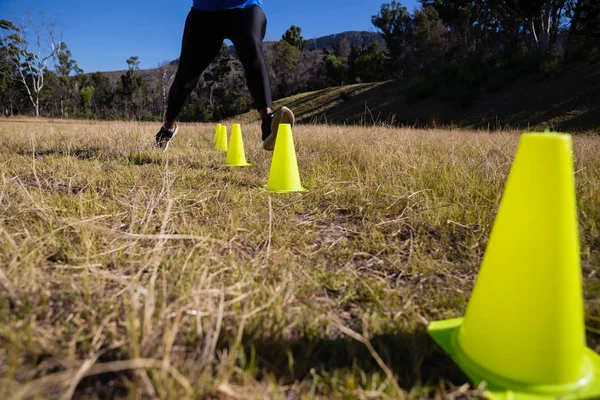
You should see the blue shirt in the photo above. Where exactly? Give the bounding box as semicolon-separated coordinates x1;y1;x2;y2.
192;0;263;11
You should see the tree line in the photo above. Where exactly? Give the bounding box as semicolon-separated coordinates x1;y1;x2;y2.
1;1;598;121
371;0;599;107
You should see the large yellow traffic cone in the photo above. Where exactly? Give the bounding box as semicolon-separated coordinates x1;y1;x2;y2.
226;124;250;167
266;124;306;193
214;123;222;144
427;133;600;400
215;124;228;152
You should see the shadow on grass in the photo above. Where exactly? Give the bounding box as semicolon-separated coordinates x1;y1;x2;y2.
17;146;103;160
554;105;600;134
238;327;466;390
207;167;265;189
218;175;264;189
126;152;162;166
75;349;132;399
66;327;465;396
16;147;166;167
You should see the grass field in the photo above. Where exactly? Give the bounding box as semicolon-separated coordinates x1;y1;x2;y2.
0;118;599;399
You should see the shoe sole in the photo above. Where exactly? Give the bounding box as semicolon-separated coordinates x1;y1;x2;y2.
263;106;295;151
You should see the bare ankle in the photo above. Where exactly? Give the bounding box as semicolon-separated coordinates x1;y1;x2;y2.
164;121;176;130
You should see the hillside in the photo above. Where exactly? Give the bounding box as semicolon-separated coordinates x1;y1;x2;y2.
234;62;600;134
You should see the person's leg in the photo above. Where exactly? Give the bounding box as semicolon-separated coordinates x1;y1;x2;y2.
228;6;272;117
156;10;225;149
228;6;294;150
164;10;225;127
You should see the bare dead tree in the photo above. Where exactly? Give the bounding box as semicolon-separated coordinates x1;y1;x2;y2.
8;12;60;117
499;0;568;55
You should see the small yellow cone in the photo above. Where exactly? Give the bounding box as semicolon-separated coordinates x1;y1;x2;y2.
215;124;228;152
266;124;306;193
427;133;600;399
213;123;222;144
226;124;250;167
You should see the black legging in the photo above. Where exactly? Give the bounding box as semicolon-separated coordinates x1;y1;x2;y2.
166;6;272;122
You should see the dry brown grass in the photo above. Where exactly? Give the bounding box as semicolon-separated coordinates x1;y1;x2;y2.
0;118;599;399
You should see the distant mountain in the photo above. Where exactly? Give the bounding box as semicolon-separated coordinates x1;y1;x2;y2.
304;31;386;51
226;31;385;55
93;30;385;79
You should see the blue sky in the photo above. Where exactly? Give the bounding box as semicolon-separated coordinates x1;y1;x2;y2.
1;0;418;73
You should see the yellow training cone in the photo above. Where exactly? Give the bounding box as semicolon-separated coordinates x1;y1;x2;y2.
266;123;306;193
427;133;600;399
226;124;250;167
214;123;222;144
215;124;228;152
